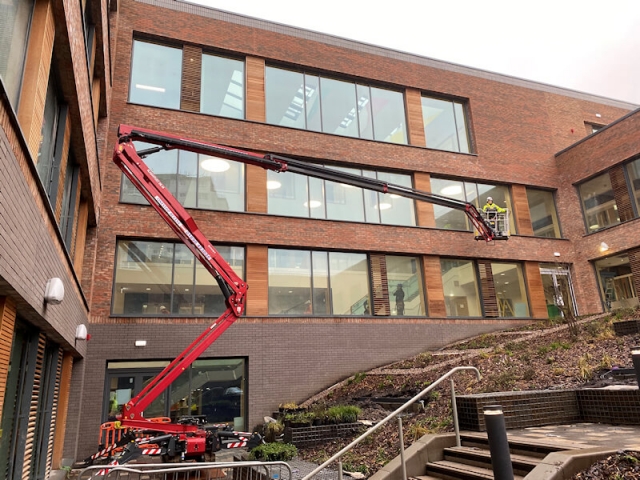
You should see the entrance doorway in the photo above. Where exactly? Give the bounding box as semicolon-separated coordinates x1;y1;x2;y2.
540;265;577;320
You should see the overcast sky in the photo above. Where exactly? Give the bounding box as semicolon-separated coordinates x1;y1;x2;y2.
190;0;640;105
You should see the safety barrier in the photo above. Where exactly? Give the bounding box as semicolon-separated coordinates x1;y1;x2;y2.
98;417;172;450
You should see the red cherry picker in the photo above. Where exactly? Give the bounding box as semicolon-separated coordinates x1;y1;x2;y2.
86;125;508;468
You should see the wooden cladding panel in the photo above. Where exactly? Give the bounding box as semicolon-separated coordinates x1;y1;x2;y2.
22;333;47;480
0;297;17;423
610;165;634;222
511;184;533;236
180;45;202;112
524;261;547;319
17;0;55;159
423;256;446;317
52;353;73;469
245;57;265;122
44;350;63;478
478;261;499;317
246;165;267;213
370;254;390;315
405;88;426;147
246;245;268;315
414;172;434;227
54;113;72;221
629;248;640;301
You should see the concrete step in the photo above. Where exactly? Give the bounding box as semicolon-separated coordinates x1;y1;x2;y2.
444;445;540;476
425;460;525;480
459;431;570;459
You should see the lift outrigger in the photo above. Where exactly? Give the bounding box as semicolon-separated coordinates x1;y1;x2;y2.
86;125;508;469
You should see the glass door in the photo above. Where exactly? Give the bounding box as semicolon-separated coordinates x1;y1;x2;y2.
540;265;577;319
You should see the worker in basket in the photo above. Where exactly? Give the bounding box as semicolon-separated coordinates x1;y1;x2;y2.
482;196;505;230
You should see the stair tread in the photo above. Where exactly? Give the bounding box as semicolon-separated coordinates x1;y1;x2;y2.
445;446;541;465
460;431;577;450
429;460;524;480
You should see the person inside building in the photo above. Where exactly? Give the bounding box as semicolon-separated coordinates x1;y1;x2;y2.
394;284;405;315
482;196;506;213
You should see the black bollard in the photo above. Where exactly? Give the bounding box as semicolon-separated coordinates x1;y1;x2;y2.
483;405;514;480
632;347;640;389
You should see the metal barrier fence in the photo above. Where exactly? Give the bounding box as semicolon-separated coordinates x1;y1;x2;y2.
78;461;292;480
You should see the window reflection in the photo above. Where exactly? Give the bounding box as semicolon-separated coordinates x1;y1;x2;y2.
129;40;182;109
595;254;638;310
578;173;619;232
526;188;561;238
0;0;35;106
200;53;244;119
112;240;244;316
385;256;425;316
440;259;481;317
626;158;640;214
421;96;470;153
265;66;407;144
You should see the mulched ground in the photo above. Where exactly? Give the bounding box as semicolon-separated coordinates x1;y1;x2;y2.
571;450;640;479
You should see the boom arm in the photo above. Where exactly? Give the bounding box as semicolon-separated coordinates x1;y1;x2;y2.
112;124;506;429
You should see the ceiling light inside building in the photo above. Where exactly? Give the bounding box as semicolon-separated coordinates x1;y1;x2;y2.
389;194;400;199
441;185;462;196
201;157;230;172
304;200;322;208
267;180;282;190
135;84;165;92
377;203;392;210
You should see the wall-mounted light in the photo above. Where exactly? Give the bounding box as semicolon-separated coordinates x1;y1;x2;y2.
600;242;609;252
135;340;147;347
45;278;65;304
75;324;91;347
553;252;561;257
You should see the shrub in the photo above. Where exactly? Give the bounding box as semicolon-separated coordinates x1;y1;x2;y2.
326;405;361;423
250;442;298;461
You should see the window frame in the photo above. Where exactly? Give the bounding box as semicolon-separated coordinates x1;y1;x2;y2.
421;94;472;154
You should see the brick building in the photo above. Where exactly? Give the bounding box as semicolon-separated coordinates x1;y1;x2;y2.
3;0;640;469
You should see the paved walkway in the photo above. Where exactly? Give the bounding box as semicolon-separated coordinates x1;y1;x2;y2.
506;422;640;450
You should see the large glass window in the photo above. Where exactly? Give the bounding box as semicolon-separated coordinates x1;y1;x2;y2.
431;178;513;232
421;96;470;153
265;66;407;144
595;254;637;310
104;358;247;428
112;240;244;316
129;40;182;109
526;188;561;238
200;53;244;119
59;160;80;252
385;256;425;316
626;158;640;215
578;173;619;232
268;165;415;226
440;259;482;317
0;0;35;106
268;249;370;315
121;144;244;212
491;262;529;317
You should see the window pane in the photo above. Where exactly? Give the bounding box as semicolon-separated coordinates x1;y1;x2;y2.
329;252;369;315
363;170;380;223
171;244;195;315
129;40;182;109
579;173;619;232
195;246;244;316
0;0;34;106
431;178;467;230
305;74;321;132
267;170;309;217
320;77;358;138
371;87;407;144
37;79;59;191
268;249;311;314
169;368;191;421
422;97;470;153
595;254;637;310
491;263;529;317
312;251;330;315
387;256;424;316
626;158;640;214
197;155;244;211
527;189;561;238
177;150;198;209
377;172;415;226
356;85;373;140
120;142;178;204
113;240;174;315
325;166;365;222
200;53;244;119
191;359;245;424
265;67;306;129
441;259;481;317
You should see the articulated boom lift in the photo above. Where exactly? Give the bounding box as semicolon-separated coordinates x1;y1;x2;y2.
88;125;507;468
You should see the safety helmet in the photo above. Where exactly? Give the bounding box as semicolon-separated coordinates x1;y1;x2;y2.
487;197;493;202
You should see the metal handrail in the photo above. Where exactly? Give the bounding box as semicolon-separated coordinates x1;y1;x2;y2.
78;460;293;479
301;366;481;480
